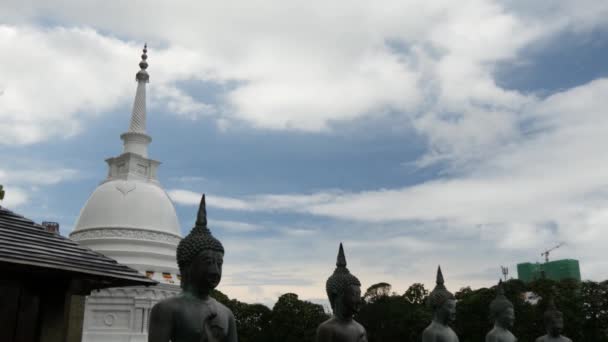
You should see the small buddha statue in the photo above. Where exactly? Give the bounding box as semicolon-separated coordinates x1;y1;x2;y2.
149;195;237;342
316;243;368;342
422;266;459;342
535;298;572;342
486;280;517;342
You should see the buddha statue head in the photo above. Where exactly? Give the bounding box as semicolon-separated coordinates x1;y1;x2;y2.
428;266;456;325
176;194;224;296
489;280;514;329
325;243;362;320
543;297;564;337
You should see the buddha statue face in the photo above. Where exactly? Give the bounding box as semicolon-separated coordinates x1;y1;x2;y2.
545;310;564;336
334;284;362;318
436;298;457;324
187;249;223;293
496;307;515;329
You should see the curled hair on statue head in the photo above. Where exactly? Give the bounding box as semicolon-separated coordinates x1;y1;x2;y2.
176;194;224;288
325;243;361;309
489;280;514;320
543;297;562;326
427;266;455;311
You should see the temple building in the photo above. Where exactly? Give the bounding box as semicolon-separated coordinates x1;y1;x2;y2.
0;202;155;342
69;46;183;342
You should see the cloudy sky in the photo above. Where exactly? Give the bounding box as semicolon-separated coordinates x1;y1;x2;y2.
1;0;608;306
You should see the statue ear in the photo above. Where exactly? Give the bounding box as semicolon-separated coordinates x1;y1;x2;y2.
329;290;340;307
179;267;191;289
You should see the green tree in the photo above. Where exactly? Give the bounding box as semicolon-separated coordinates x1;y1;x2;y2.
403;283;428;305
454;286;494;342
212;279;608;342
357;285;431;342
231;301;272;342
270;293;328;342
580;280;608;342
363;282;392;303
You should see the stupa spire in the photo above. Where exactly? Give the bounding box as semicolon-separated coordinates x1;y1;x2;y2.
121;44;152;157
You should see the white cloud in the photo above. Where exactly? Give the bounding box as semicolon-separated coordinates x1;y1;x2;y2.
170;78;608;287
0;167;78;185
0;186;28;208
0;167;79;207
212;220;265;233
168;189;345;212
2;0;607;139
152;84;215;120
0;25;137;145
168;189;253;210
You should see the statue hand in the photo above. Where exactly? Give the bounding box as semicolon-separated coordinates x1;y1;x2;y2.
203;312;226;342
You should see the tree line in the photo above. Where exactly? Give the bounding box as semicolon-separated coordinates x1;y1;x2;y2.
210;278;608;342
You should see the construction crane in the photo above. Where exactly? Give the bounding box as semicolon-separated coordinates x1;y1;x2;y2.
541;242;565;263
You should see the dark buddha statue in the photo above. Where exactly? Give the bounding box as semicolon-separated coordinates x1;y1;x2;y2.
149;195;237;342
422;266;459;342
535;298;572;342
316;243;368;342
486;280;517;342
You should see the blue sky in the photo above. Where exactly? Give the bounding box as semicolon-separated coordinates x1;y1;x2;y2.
1;0;608;305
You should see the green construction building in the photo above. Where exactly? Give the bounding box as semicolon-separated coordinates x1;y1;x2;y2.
517;259;581;283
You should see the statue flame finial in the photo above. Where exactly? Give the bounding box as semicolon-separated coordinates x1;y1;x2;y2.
436;265;445;285
336;242;347;268
196;194;207;227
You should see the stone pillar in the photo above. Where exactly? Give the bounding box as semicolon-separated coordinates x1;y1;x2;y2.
39;291;69;342
143;307;150;333
135;297;153;333
66;295;86;342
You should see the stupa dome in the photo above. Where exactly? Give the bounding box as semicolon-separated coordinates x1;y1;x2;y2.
73;179;180;236
71;177;182;277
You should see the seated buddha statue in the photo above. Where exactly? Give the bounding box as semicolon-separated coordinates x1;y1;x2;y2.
316;243;368;342
422;266;459;342
148;195;237;342
535;298;572;342
486;280;517;342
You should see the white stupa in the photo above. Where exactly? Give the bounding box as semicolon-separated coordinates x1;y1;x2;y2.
70;45;182;342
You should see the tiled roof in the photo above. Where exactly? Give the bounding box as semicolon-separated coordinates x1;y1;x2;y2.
0;206;156;286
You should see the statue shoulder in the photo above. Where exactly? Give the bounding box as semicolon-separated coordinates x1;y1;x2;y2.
151;296;182;316
422;324;437;341
316;319;335;342
208;297;235;317
353;320;367;334
317;317;336;331
485;329;496;342
149;296;184;342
